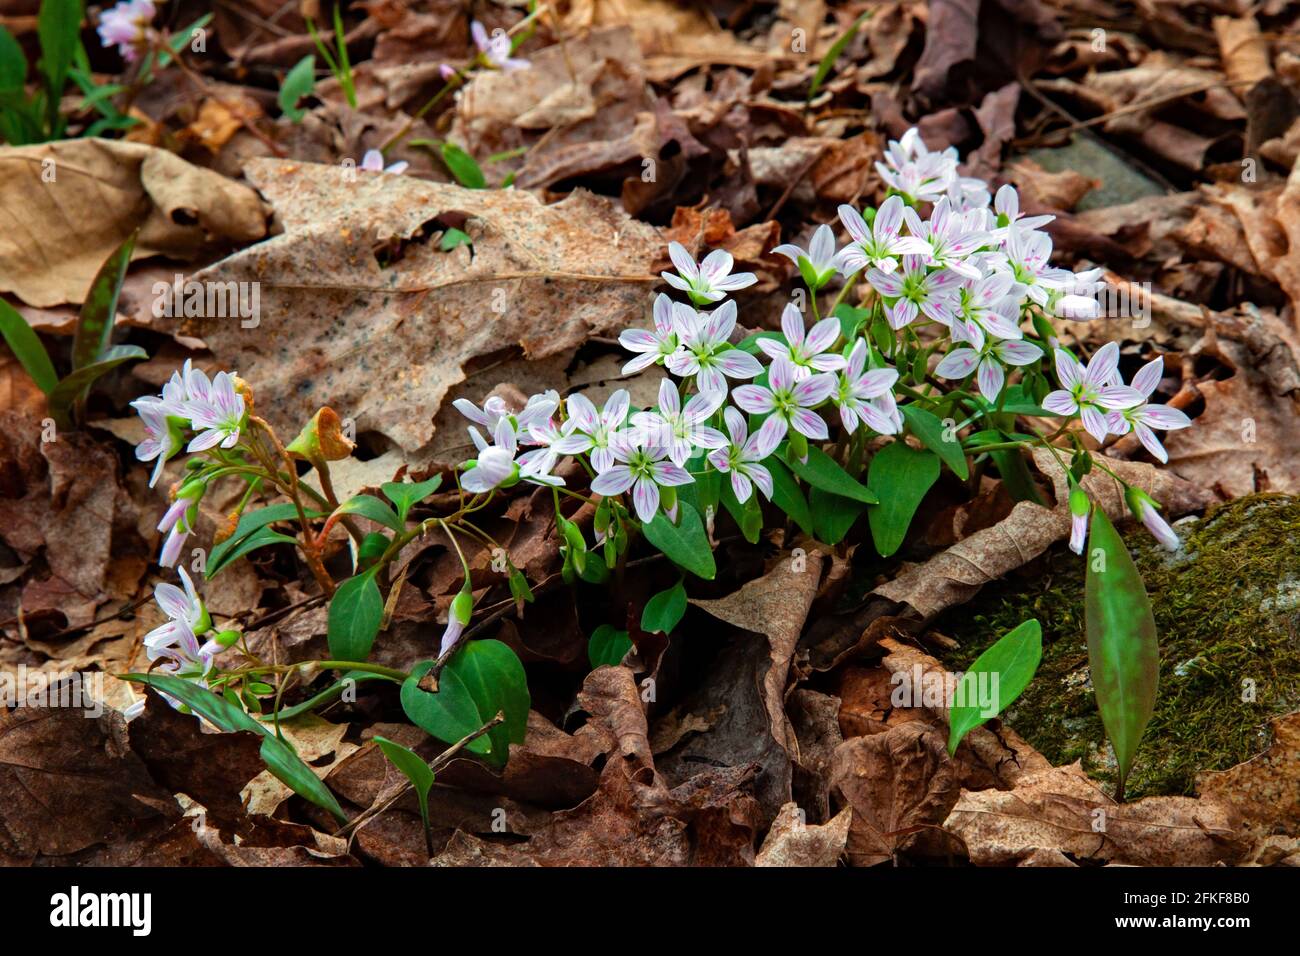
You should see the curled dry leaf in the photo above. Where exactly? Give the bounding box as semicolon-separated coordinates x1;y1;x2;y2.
189;158;661;457
0;139;267;308
873;448;1213;619
755;802;851;867
1197;711;1300;837
944;763;1247;867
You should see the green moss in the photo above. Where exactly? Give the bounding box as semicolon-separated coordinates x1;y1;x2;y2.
937;494;1300;798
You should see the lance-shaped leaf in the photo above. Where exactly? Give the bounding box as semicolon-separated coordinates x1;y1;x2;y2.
1085;506;1159;801
374;736;435;852
0;298;57;394
71;230;136;372
327;568;384;660
46;344;147;427
947;619;1042;755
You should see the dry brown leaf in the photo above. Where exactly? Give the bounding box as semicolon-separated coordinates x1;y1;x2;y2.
0;139;267;308
1197;711;1300;836
1213;15;1271;87
189;157;661;458
689;548;825;759
872;448;1213;619
944;763;1247;866
755;802;851;867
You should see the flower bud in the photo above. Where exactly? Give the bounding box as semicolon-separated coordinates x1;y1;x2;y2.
214;629;242;649
1125;486;1179;551
287;407;355;463
1067;480;1090;556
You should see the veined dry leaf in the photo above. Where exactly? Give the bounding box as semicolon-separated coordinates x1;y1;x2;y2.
189;158;661;457
0;139;267;308
1197;711;1300;836
872;449;1212;619
755;802;851;867
944;763;1247;867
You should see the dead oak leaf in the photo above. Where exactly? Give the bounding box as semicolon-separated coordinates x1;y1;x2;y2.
756;802;851;867
190;158;661;456
1197;711;1300;837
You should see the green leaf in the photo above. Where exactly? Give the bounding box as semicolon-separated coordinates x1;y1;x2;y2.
0;25;28;91
72;230;137;369
719;479;762;544
947;619;1042;755
256;672;393;721
439;227;472;251
37;0;81;116
901;404;968;480
380;475;442;523
785;444;878;504
278;54;316;122
588;624;633;669
766;457;814;535
866;442;940;557
332;494;402;532
811;488;866;546
808;8;873;100
641;579;686;634
508;567;534;604
833;302;871;341
0;298;57;394
46;344;147;427
441;142;486;189
207;526;300;577
156;14;213;69
123;673;346;823
327;569;384;661
374;735;434;842
207;503;322;574
400;641;529;768
1085;507;1159;800
642;501;715;579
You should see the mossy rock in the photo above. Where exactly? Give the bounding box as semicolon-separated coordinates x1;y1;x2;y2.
937;494;1300;799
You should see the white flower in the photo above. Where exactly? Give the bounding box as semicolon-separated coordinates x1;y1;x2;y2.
143;567;210;655
1042;342;1144;443
453;391;558;440
462;419;562;493
993;184;1054;234
771;224;839;289
360;150;409;175
832;196;929;276
731;356;835;444
157;486;201;569
950;270;1025;351
132;398;184;488
902;197;990;280
472;21;529;72
665;300;763;395
1126;486;1179;551
620;293;683;374
590;430;694;524
834;339;901;434
97;0;154;62
935;338;1043;403
662;242;757;305
550;389;630;473
992;225;1071;308
756;304;846;380
1103;356;1192;463
708;407;781;504
875;128;958;204
186;371;246;452
629;379;727;467
866;254;962;330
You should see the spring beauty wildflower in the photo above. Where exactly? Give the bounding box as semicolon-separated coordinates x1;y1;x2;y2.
590;429;694;524
950;270;1024;351
936;338;1043;403
833;196;929;276
97;0;155;62
620;293;684;374
708;407;780;504
665;300;763;395
902;198;989;281
662;242;758;306
132;398;186;488
462;418;562;493
186;371;246;451
550;389;631;473
732;356;836;444
1103;356;1192;463
866;254;962;330
874;128;957;204
471;21;530;72
1125;486;1180;551
1068;480;1090;555
772;224;839;290
630;379;727;467
158;482;202;568
1042;342;1144;443
454;390;558;437
992;184;1054;234
834;339;901;434
360;149;409;175
143;567;211;656
756;303;847;380
439;588;473;657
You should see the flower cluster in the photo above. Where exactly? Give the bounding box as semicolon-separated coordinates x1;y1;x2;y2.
448;127;1192;558
97;0;156;62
